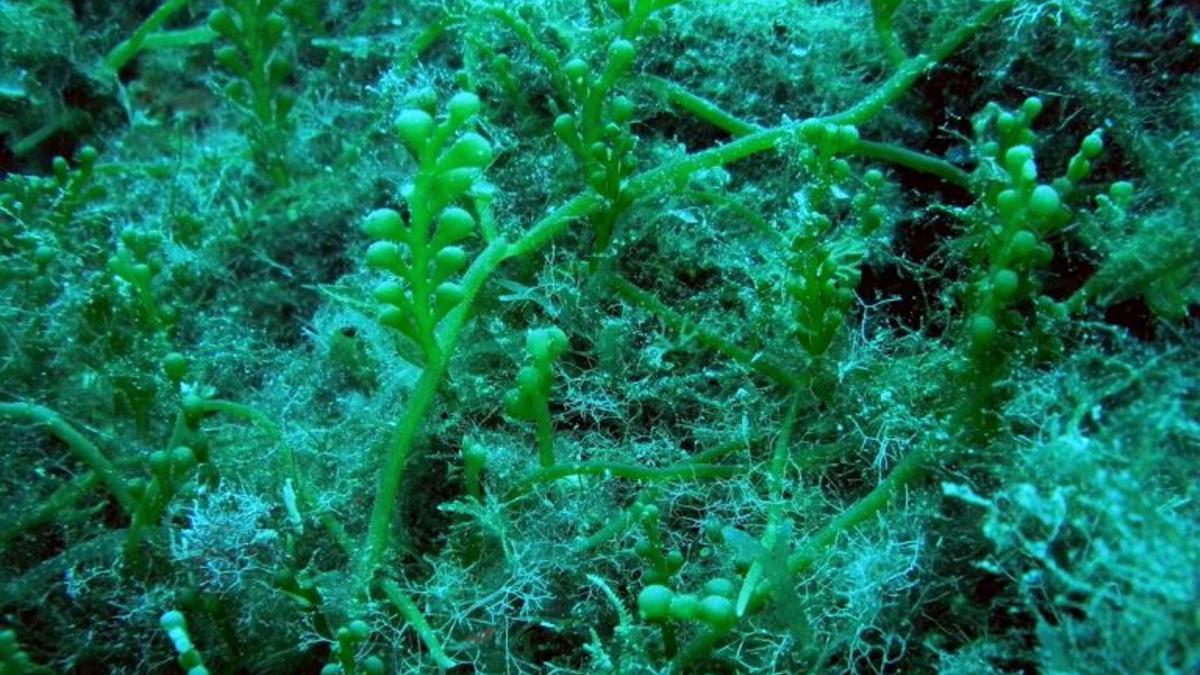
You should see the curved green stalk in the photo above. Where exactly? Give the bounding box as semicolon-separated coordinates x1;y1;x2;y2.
608;275;805;389
381;578;456;671
505;461;739;500
852;139;971;187
0;402;135;513
185;398;282;439
871;0;908;67
104;0;193;74
645;76;760;138
786;447;929;576
0;471;100;547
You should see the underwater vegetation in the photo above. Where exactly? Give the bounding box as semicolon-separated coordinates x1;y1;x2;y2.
1;0;1198;672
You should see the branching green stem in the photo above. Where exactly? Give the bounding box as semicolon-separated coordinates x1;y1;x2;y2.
629;0;1014;193
356;0;1014;608
359;239;510;591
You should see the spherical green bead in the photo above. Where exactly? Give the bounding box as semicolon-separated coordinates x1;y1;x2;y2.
832;159;851;180
996;111;1016;135
215;45;245;74
0;629;17;651
633;540;653;558
181;393;205;418
463;442;487;470
395;109;434;155
150;450;171;475
434;282;465;313
564;58;588;82
669;594;700;621
553;114;578;145
435;246;468;275
608;39;636;72
379;307;410;332
799;118;825;143
611;96;634;124
992;269;1019;301
1109;180;1134;205
373;281;409;306
1066;155;1091;184
207;8;238;38
347;619;371;642
697;595;737;632
1010;230;1038;262
526;326;568;363
504;388;531;419
638;585;674;621
1028;184;1061;221
264;14;287;42
447;92;481;124
366;241;405;272
970;314;997;351
1031;242;1054;266
1004;145;1034;179
163;352;188;381
160;610;187;632
179;649;203;670
78;145;99;171
1020;96;1043;121
268;57;291;85
361;656;385;675
129;263;153;287
643;14;666;36
441;132;493;169
437;207;476;243
703;578;736;599
834;124;860;150
405;87;438;113
171;446;197;471
433;168;478;204
129;477;147;500
641;504;659;522
1018;159;1038;185
1080;132;1103;159
867;203;886;225
33;244;55;267
362;208;407;241
514;364;541;394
